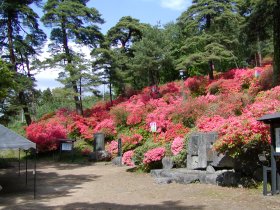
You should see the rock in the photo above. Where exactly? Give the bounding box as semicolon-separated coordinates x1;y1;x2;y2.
89;150;111;161
210;153;235;168
112;157;122;166
206;165;215;173
206;170;238;186
162;157;174;169
155;177;173;184
93;133;105;151
187;132;218;170
151;168;238;186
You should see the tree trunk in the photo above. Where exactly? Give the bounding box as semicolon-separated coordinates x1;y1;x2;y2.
7;12;32;125
208;60;214;80
7;13;16;70
61;20;83;115
19;92;32;125
257;34;262;67
273;0;280;87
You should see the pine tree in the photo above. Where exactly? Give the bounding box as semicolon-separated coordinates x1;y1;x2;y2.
177;0;241;80
41;0;104;115
0;0;46;125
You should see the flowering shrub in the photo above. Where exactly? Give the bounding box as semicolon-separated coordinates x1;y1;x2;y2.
143;147;165;164
184;76;207;96
121;133;143;146
94;118;116;138
157;123;189;143
122;150;135;166
214;116;270;157
171;137;185;155
106;140;118;157
26;121;67;152
110;106;129;126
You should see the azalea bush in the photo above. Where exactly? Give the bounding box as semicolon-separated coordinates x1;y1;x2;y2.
122;150;135;166
26;121;67;152
25;64;278;175
142;147;165;171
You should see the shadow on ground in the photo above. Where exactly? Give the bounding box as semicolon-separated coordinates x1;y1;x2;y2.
0;162;101;207
1;201;205;210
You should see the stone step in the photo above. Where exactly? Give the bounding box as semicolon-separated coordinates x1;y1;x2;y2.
150;168;238;186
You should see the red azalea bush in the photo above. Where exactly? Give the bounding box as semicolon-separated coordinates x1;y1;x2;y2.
122;150;135;166
26;121;67;152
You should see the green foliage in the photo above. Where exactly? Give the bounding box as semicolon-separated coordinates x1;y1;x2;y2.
110;106;128;127
130;25;177;89
0;60;14;100
41;0;104;115
133;139;160;168
177;0;242;77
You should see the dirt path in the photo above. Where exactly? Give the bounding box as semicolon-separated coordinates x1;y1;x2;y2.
1;161;280;210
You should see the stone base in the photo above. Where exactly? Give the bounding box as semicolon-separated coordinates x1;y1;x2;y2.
89;150;111;161
151;168;238;186
112;157;122;166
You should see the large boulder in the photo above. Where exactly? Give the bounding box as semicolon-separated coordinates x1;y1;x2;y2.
187;132;234;170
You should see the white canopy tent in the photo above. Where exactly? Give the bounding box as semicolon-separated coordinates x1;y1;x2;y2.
0;124;36;150
0;124;37;198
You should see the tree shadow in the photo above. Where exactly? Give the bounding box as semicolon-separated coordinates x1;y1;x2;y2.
1;201;205;210
0;164;101;206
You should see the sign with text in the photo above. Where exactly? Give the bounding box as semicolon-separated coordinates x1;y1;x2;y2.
61;142;73;151
275;128;280;152
150;122;157;133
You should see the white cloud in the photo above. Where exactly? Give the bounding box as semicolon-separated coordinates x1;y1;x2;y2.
34;40;92;90
160;0;191;11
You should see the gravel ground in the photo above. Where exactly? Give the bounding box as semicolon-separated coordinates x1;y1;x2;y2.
1;161;280;210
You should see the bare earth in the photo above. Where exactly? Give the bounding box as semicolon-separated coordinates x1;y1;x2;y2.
1;161;280;210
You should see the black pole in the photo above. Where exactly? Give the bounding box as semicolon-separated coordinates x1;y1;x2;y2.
18;148;20;176
118;138;122;157
271;145;277;195
25;150;28;185
34;147;37;199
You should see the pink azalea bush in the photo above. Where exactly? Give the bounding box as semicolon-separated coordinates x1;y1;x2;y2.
122;150;135;166
25;64;277;170
171;137;185;155
143;147;165;164
106;140;118;157
94;118;116;138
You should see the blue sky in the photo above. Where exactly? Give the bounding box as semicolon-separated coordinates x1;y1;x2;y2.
88;0;191;33
35;0;192;91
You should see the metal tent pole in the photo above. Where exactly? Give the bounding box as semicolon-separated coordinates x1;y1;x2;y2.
34;147;37;199
18;149;21;176
25;150;28;185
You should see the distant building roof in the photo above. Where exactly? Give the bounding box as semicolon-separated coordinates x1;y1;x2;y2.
258;112;280;124
0;124;36;150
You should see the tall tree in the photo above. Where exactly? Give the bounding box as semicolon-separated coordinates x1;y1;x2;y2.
0;0;46;125
130;25;177;90
92;47;116;105
177;0;241;80
243;0;280;86
106;16;147;95
41;0;104;115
